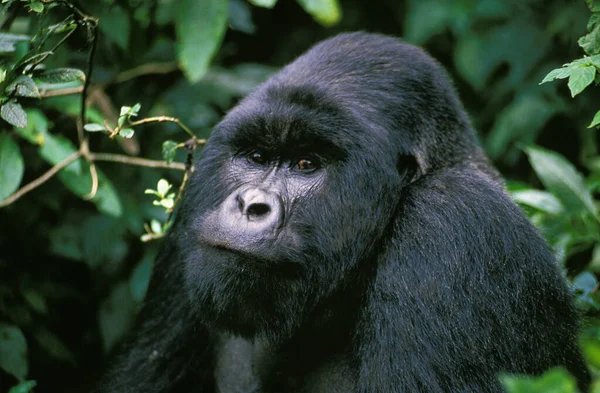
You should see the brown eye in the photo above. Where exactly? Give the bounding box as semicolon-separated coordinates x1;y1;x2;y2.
249;152;266;164
297;158;317;171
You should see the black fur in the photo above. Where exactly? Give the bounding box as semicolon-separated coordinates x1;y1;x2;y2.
94;32;590;393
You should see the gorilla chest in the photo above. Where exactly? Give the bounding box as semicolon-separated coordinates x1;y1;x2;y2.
213;335;355;393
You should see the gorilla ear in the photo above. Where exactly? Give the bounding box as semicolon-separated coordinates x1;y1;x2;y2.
397;154;420;184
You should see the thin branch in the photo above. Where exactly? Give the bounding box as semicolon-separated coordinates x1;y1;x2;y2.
89;153;187;171
129;116;204;141
113;62;179;84
0;151;82;208
39;86;84;97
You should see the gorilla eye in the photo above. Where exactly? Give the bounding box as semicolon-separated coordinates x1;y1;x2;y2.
248;152;267;165
297;158;318;171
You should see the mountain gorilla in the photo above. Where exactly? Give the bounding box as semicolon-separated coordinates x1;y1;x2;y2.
95;33;589;393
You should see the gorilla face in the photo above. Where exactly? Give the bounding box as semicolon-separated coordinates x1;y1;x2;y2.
176;85;408;339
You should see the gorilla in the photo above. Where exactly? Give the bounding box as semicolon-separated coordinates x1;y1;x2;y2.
95;32;590;393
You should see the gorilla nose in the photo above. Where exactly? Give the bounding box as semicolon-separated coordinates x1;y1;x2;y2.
236;188;282;226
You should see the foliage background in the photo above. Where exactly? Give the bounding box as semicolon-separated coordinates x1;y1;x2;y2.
0;0;599;392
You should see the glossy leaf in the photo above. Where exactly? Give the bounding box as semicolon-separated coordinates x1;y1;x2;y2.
511;190;564;215
6;75;41;98
589;109;600;128
175;0;229;82
0;134;24;200
524;146;598;219
84;123;107;132
249;0;277;7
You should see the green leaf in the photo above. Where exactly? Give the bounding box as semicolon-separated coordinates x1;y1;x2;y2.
579;23;600;55
589;109;600;128
22;289;48;314
34;328;75;362
162;140;178;164
15;109;48;145
500;368;577;393
1;100;28;128
8;381;37;393
98;5;130;50
28;1;43;12
175;0;229;82
249;0;278;8
130;252;154;302
296;0;341;26
99;282;136;352
118;128;134;138
229;0;256;34
567;66;596;97
0;134;24;200
540;67;572;84
0;33;29;53
157;179;171;196
150;219;162;234
511;190;564;215
84;123;106;132
524;145;598;219
36;68;85;84
0;323;28;380
39;134;123;217
6;75;41;98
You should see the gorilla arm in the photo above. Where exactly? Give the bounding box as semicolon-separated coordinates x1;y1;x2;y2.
355;167;587;393
93;241;215;393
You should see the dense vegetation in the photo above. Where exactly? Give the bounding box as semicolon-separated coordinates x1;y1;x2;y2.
0;0;599;392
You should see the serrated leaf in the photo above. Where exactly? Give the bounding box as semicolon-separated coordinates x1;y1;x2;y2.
162;140;178;164
249;0;278;8
175;0;229;82
1;100;28;127
0;323;28;380
6;75;40;98
36;68;85;84
579;23;600;55
296;0;341;26
524;145;598;219
589;109;600;128
118;128;134;138
540;67;572;84
84;123;106;132
568;66;596;97
0;134;24;200
15;109;48;145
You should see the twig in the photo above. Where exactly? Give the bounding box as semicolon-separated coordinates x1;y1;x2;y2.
113;62;179;84
0;151;82;208
89;153;187;171
39;86;84;97
84;161;99;200
129;116;204;141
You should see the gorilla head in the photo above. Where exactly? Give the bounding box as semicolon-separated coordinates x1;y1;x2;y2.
176;32;484;339
95;32;589;393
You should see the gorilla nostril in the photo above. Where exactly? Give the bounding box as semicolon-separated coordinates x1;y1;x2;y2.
246;203;271;219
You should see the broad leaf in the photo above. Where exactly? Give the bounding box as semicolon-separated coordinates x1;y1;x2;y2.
540;67;572;84
36;68;85;84
8;381;37;393
524;146;598;219
6;75;41;98
579;23;600;55
1;100;28;128
567;65;595;97
39;134;123;217
0;134;24;200
15;109;48;145
501;368;577;393
84;123;106;132
0;33;29;53
296;0;341;26
175;0;229;82
0;323;28;380
511;190;564;215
